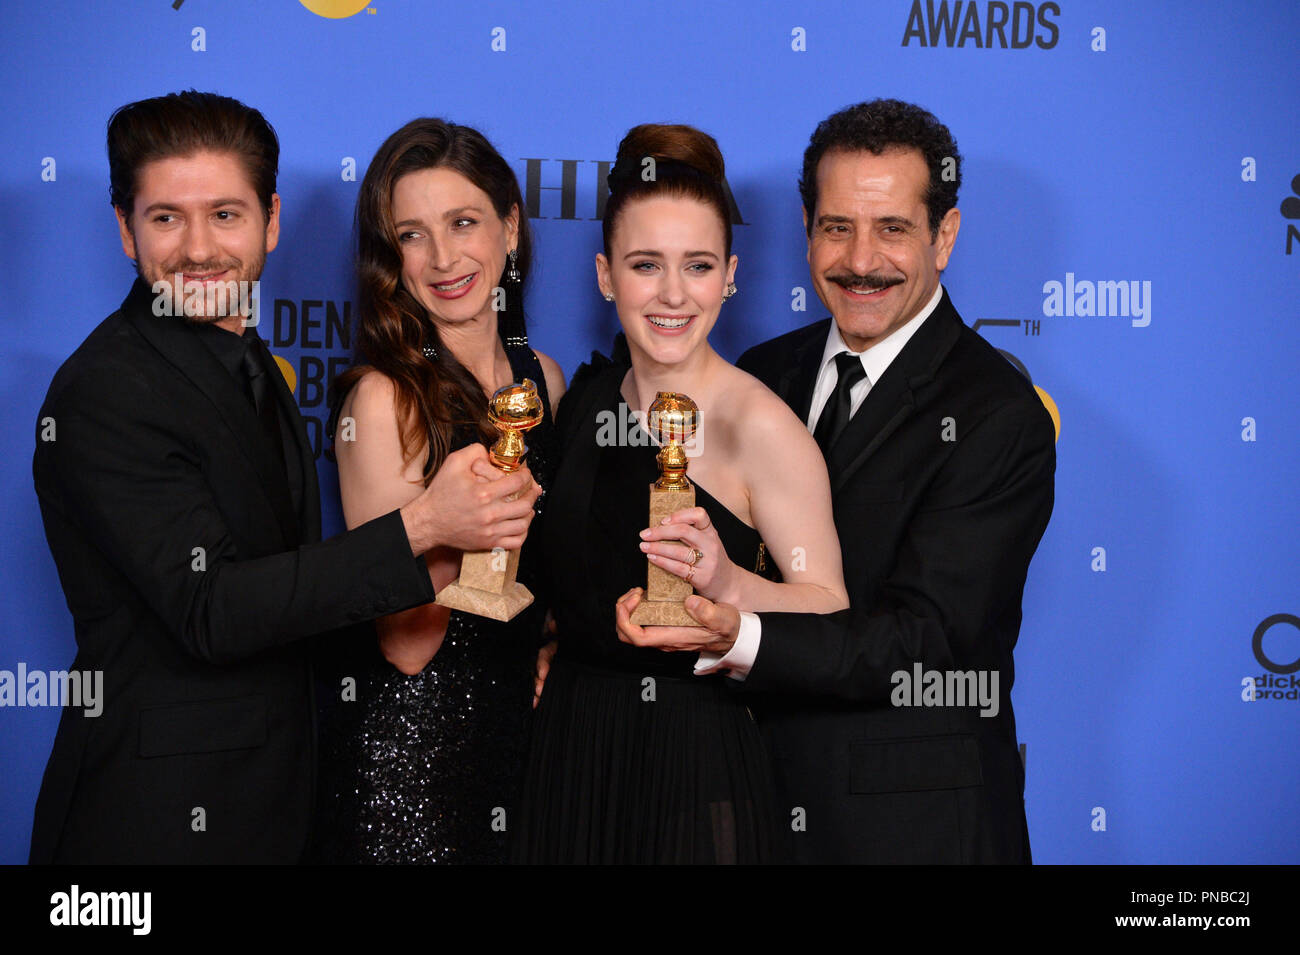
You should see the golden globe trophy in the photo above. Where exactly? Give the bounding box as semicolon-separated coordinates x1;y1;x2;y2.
435;379;544;622
629;392;703;627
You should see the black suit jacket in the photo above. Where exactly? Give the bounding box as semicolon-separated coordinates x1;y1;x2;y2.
736;290;1055;864
30;281;436;863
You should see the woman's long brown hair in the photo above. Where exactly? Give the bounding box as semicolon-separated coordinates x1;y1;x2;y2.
331;118;533;485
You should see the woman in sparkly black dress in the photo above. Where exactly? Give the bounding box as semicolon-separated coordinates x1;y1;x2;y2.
512;125;849;864
311;119;562;864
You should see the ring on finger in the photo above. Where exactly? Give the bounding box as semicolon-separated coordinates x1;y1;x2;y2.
688;547;704;566
685;565;696;583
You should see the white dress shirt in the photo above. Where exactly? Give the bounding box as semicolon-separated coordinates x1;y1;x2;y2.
695;283;946;680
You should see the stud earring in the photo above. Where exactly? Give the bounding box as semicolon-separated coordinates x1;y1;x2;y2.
723;282;738;300
602;292;614;302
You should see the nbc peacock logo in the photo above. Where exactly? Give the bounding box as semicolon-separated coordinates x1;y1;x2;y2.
299;0;371;17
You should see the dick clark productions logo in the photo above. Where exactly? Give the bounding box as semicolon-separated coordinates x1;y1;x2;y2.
1253;614;1300;675
1251;614;1300;703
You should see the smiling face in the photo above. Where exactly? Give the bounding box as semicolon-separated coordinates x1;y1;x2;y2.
596;194;737;368
806;147;959;352
115;149;279;332
391;166;518;331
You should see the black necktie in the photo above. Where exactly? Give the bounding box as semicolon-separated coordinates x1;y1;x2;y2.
240;334;298;543
813;351;868;456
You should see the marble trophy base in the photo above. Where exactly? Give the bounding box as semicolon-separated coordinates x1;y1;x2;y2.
435;546;533;622
629;483;702;628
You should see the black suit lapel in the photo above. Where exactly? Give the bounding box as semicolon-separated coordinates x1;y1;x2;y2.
775;319;831;423
277;372;321;544
826;371;914;492
257;340;322;545
828;290;964;494
120;281;299;549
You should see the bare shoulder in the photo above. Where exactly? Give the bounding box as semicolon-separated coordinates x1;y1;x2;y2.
337;367;414;450
340;366;394;418
721;363;816;451
532;348;567;412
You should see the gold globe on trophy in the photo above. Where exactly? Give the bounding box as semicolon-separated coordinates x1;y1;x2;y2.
629;392;703;627
434;379;544;621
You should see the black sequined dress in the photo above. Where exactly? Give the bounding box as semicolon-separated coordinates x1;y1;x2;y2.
511;350;783;864
312;346;556;864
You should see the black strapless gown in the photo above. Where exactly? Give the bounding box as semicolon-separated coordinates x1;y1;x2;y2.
311;346;557;864
511;352;783;864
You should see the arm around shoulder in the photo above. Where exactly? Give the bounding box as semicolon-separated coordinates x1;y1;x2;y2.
745;396;1055;703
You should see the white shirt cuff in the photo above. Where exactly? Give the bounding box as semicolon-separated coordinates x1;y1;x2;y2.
694;611;761;681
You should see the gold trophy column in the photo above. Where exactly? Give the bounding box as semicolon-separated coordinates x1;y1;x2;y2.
434;379;544;622
629;392;703;627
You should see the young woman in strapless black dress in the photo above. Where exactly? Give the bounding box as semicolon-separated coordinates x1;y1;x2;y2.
512;124;848;864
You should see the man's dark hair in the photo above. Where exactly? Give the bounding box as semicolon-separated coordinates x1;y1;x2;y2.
107;90;279;219
799;98;960;239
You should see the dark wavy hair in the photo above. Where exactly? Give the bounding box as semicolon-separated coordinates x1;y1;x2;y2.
799;98;961;239
107;90;278;219
332;118;532;483
602;123;732;257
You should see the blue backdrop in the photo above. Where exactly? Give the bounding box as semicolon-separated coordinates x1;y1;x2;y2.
2;0;1296;864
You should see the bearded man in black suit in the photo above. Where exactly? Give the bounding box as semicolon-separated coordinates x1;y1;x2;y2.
619;99;1055;863
30;91;540;863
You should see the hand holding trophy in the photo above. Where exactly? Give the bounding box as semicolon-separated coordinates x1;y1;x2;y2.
629;392;704;627
435;379;544;621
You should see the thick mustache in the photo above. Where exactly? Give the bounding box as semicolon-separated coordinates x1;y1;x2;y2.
828;273;903;291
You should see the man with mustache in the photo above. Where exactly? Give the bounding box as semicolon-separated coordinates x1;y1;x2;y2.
29;91;541;863
619;99;1056;863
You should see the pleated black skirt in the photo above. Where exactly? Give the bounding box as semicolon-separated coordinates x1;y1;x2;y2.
511;657;784;864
